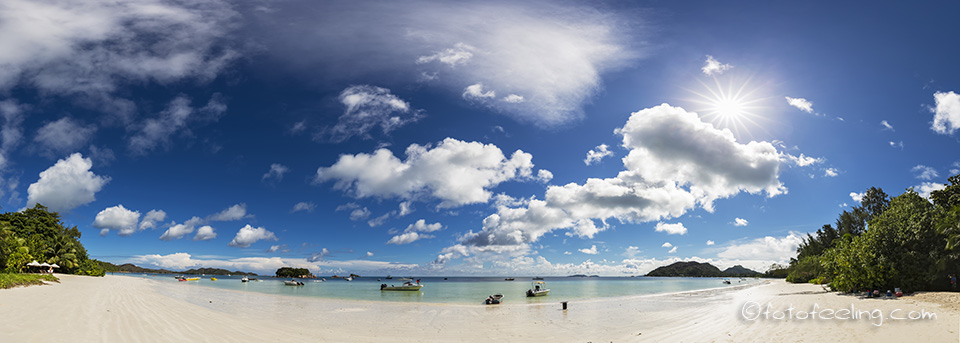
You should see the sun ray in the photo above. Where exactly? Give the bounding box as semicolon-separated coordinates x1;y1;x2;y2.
682;74;773;140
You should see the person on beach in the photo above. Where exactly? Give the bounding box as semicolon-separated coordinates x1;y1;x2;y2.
950;274;957;290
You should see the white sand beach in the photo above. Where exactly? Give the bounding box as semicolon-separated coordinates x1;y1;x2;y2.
1;275;957;342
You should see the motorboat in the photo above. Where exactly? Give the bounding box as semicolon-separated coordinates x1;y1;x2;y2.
532;277;544;280
241;277;249;282
722;280;731;285
345;277;354;281
525;281;549;297
284;279;305;286
178;277;200;282
504;278;515;281
210;277;217;281
380;281;424;291
485;293;504;305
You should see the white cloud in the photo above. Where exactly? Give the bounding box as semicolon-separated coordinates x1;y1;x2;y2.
93;205;140;236
193;225;217;241
661;242;672;248
950;161;960;175
209;203;248;221
733;218;749;227
584;144;612;165
438;103;789;263
160;219;198;241
131;252;418;275
462;83;496;100
502;94;524;103
328;85;419;142
578;245;599;255
915;182;946;199
701;55;732;76
850;192;864;203
912;165;939;180
405;219;444;233
624;246;641;257
782;153;822;167
25;153;109;212
563;251;572;255
398;201;414;216
717;233;802;262
349;207;371;221
931;91;960;135
387;232;432;245
0;0;238;119
291;202;316;213
880;120;894;131
267;245;283;253
367;212;392;227
416;42;474;67
537;169;553;183
0;100;25;161
889;141;904;150
667;246;677;253
139;209;167;230
262;163;289;183
227;224;278;248
129;94;227;154
316;138;536;208
366;251;374;257
654;222;687;235
706;240;715;246
33;117;96;157
785;97;814;113
824;168;838;177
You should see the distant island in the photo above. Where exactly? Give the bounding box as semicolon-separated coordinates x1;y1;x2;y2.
98;262;258;276
645;261;761;277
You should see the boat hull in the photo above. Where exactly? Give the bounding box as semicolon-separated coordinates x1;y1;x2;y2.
526;290;549;297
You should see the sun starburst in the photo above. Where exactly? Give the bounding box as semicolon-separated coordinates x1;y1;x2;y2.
684;75;771;139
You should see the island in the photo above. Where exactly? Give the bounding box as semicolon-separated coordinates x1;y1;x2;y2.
645;261;761;277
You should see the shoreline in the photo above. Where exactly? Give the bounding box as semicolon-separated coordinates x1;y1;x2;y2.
2;274;957;342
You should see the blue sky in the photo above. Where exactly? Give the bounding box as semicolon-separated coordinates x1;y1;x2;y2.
2;0;959;275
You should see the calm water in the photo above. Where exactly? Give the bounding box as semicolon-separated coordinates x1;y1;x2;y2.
117;274;759;304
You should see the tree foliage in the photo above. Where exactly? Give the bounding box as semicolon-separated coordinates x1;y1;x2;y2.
0;204;103;276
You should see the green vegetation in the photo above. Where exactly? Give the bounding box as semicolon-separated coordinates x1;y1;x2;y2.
647;261;762;277
785;177;960;293
0;273;60;289
722;265;763;277
0;204;104;277
276;267;311;278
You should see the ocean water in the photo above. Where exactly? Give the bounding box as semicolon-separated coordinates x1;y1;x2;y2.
118;273;761;304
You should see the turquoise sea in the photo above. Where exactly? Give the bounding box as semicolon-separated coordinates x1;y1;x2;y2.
118;273;761;304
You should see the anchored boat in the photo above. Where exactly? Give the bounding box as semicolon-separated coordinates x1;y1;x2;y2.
380;281;424;291
525;281;549;297
485;293;504;305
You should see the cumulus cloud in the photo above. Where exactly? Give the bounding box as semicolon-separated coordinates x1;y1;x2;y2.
128;94;227;154
366;251;374;257
25;153;109;212
387;219;443;245
387;231;432;245
578;245;599;255
912;165;939;180
139;209;167;231
915;182;946;199
536;169;554;183
209;203;248;221
706;240;715;246
668;246;677;253
502;94;524;103
661;242;672;248
262;1;638;128
33;117;97;157
398;201;414;216
132;252;418;275
405;219;444;233
327;85;420;143
437;103;789;263
93;205;141;236
654;222;687;235
733;218;749;226
850;192;864;203
785;97;814;113
701;55;732;76
262;163;289;183
584;144;612;165
880;120;894;131
291;201;316;213
824;168;838;177
227;224;278;248
717;233;802;261
159;217;202;241
193;225;217;241
782;153;822;167
316;138;536;208
0;0;238;120
931;91;960;134
462;83;496;100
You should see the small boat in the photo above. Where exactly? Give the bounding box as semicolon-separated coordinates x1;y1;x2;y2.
504;278;515;281
178;277;200;282
525;281;549;297
284;280;305;286
485;293;504;305
174;275;185;279
385;275;393;279
345;277;354;281
241;277;249;282
210;277;217;281
722;280;731;285
380;281;424;291
532;277;544;280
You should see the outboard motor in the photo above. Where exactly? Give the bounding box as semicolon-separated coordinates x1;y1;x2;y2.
380;283;387;290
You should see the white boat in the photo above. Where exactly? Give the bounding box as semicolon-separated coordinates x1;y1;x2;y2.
284;279;304;286
485;293;504;305
380;281;424;291
345;277;354;281
398;277;413;281
241;277;249;282
525;281;549;297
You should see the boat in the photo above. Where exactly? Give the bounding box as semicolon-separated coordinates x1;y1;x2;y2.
504;278;515;281
532;277;544;280
722;280;731;285
525;281;549;297
380;281;424;291
178;277;200;282
398;277;413;281
385;275;392;279
345;277;354;281
241;277;249;282
284;280;305;286
485;293;504;305
210;277;217;281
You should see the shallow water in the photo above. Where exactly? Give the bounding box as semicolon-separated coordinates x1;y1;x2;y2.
117;274;760;304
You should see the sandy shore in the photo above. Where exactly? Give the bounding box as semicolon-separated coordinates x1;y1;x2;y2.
1;275;957;342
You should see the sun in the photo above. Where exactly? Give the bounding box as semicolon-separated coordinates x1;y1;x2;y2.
684;75;769;138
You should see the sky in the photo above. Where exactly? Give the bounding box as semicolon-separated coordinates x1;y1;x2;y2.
1;0;959;276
